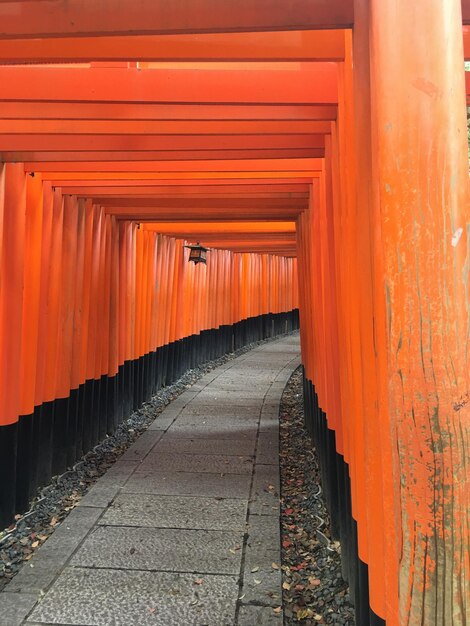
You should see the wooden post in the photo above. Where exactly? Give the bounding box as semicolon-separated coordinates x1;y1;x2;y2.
364;0;469;622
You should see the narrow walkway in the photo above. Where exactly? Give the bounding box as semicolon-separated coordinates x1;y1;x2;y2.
3;334;301;626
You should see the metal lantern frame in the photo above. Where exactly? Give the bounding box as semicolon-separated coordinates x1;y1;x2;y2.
185;242;209;265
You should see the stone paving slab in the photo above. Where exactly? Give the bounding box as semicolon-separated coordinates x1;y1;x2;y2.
238;605;284;625
123;470;251;499
71;526;243;574
154;437;256;456
257;433;280;465
241;515;283;606
166;420;259;438
196;389;266;399
250;464;281;517
7;506;104;594
202;376;270;394
27;568;239;626
179;405;259;418
139;452;253;475
0;592;38;626
99;493;248;531
119;430;164;461
147;414;177;430
78;461;140;509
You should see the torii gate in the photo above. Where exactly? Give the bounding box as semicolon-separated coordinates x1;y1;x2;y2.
0;2;468;625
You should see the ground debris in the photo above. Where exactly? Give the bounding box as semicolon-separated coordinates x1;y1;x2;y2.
280;368;355;625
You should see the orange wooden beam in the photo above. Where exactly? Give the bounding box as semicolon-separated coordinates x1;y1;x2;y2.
78;198;308;209
142;221;296;234
0;134;326;152
464;25;470;58
0;65;338;104
109;209;303;221
0;103;337;122
2;149;325;163
176;233;297;243
0;119;331;136
57;190;310;200
25;158;322;173
0;30;346;63
40;172;316;182
201;243;297;255
48;177;315;192
0;1;354;37
464;0;470;23
53;183;310;194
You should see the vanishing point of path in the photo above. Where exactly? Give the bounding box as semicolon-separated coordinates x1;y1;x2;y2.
2;334;301;626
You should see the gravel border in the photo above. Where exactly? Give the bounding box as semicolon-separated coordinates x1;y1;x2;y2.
0;333;293;592
279;368;355;625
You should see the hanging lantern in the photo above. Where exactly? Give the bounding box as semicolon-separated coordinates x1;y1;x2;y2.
185;242;209;265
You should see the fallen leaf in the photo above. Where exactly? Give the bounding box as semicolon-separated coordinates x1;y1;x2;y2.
271;562;279;570
194;578;203;585
147;607;156;614
282;581;291;590
31;541;39;549
253;579;262;585
273;607;282;614
251;566;259;573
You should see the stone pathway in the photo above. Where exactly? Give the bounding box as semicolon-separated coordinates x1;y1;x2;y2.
1;334;301;626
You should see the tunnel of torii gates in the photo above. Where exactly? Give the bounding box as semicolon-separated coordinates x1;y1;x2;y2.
0;1;469;624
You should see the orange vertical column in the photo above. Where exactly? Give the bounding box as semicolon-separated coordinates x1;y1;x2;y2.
70;198;86;456
367;0;469;623
34;182;53;425
53;193;79;474
0;164;26;526
16;173;43;510
107;215;120;430
350;9;395;622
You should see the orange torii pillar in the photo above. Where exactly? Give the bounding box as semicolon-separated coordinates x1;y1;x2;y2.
355;0;469;624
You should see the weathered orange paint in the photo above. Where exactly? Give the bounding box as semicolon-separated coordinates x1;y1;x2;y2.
0;0;354;37
0;65;338;104
368;0;469;622
0;30;346;64
0;164;26;425
19;173;43;416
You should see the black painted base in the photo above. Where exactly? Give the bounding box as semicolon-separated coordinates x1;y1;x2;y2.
303;371;387;626
0;310;299;529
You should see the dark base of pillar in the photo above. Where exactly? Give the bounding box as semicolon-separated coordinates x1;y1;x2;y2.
0;422;18;528
303;371;387;626
0;309;300;530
